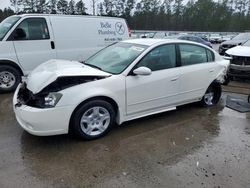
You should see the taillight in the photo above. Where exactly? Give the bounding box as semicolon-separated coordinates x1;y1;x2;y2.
128;27;131;37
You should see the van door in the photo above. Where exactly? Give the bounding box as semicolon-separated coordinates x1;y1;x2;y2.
9;17;56;73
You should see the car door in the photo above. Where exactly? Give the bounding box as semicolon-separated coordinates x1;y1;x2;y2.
177;44;217;103
9;17;56;73
126;44;180;115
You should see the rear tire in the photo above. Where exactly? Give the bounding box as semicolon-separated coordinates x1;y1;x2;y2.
71;100;116;140
200;83;222;107
0;65;21;93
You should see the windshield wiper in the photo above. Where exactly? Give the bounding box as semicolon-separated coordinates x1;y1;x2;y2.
83;62;103;71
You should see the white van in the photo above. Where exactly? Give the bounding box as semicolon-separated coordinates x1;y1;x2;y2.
0;14;130;92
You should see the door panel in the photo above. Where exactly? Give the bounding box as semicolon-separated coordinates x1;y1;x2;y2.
178;44;217;102
126;44;180;115
12;17;56;73
178;63;217;102
126;69;180;115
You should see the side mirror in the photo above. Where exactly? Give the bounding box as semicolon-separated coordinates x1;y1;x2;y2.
133;67;152;76
14;28;26;40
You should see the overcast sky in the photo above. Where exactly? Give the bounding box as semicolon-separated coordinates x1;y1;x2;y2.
0;0;93;13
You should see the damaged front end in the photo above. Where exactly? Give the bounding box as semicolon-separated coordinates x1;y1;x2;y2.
17;76;107;108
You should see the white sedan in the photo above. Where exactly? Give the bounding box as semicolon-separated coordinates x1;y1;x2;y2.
13;39;229;140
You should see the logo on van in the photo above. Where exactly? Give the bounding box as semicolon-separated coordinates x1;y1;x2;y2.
115;22;125;35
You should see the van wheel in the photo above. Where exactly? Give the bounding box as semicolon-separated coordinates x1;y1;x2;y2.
0;65;21;93
200;83;221;107
71;100;116;140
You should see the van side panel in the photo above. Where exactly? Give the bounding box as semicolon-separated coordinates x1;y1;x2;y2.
0;41;21;69
49;16;129;62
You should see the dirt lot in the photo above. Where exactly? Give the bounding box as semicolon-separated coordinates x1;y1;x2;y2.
0;81;250;188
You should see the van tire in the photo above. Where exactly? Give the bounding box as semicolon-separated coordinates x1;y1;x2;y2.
0;65;21;93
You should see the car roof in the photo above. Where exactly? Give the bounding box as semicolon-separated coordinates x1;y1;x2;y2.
122;38;187;46
15;14;125;20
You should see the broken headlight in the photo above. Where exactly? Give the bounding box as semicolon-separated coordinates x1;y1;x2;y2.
44;93;62;108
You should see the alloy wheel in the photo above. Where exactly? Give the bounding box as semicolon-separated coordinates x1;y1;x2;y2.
80;106;111;136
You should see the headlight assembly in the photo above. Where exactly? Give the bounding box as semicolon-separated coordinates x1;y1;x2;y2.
44;93;62;108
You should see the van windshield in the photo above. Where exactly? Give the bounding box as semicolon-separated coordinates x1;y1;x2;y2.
84;42;148;74
0;16;21;41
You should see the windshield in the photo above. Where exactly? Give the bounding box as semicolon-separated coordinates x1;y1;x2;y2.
0;16;20;41
243;40;250;47
84;42;148;74
232;33;250;41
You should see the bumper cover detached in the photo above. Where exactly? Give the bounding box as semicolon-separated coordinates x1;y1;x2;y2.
13;84;73;136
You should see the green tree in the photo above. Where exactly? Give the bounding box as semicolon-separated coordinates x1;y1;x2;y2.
68;0;76;14
48;0;57;14
75;0;87;15
57;0;68;14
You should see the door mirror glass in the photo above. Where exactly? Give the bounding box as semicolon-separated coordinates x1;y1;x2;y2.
14;28;26;40
133;67;152;76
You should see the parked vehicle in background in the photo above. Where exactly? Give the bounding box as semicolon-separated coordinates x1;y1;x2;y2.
224;39;250;79
14;39;229;140
220;35;234;43
194;33;209;41
219;33;250;55
0;14;130;93
178;35;212;48
209;33;221;43
152;32;169;39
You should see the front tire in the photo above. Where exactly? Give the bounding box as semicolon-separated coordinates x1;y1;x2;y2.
71;100;116;140
200;83;222;107
0;65;21;93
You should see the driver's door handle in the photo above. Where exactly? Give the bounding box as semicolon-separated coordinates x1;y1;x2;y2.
209;69;215;73
51;41;55;49
171;77;179;81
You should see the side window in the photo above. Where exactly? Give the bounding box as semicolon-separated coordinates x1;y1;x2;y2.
13;18;50;40
136;44;176;71
206;49;214;62
179;44;208;66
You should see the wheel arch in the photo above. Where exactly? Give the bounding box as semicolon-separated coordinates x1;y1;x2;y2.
0;60;24;76
69;96;120;133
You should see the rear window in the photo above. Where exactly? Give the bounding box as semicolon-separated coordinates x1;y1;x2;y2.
179;44;214;66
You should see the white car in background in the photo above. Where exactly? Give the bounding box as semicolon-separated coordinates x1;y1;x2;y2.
13;39;229;140
225;40;250;79
209;33;221;43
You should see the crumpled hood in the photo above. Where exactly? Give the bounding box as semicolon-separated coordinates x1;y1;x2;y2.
221;39;246;46
226;46;250;57
26;59;111;94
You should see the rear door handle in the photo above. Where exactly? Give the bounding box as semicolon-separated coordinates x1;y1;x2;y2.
171;77;179;81
51;41;55;49
209;69;214;73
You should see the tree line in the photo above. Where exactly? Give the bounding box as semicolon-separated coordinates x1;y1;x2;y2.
0;8;14;21
1;0;250;32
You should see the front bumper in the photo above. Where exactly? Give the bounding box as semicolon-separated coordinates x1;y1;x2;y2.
13;84;74;136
